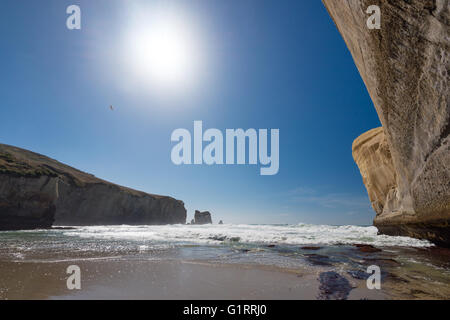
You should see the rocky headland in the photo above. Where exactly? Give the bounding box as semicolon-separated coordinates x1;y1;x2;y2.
0;143;186;230
323;0;449;246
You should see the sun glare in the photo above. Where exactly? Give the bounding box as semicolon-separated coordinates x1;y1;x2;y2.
125;9;202;93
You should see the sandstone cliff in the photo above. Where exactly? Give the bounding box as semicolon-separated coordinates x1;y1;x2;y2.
0;143;186;230
323;0;450;246
352;127;397;216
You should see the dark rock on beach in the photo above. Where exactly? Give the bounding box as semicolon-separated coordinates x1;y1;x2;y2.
301;246;322;251
304;254;333;267
353;244;382;253
347;270;370;280
0;143;187;230
318;272;353;300
414;246;450;268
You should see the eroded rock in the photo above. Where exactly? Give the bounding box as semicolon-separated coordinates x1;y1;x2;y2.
352;128;396;215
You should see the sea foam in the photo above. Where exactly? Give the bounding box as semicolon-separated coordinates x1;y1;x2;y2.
60;223;432;247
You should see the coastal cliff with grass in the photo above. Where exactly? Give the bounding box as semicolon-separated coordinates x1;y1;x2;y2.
0;143;186;230
323;0;449;246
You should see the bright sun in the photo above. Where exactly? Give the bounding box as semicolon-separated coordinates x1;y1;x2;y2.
125;9;201;92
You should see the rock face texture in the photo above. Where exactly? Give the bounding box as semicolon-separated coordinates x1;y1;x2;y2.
323;0;450;246
0;143;186;230
352;127;397;215
193;210;212;225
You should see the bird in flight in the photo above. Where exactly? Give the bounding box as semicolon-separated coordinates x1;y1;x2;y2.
109;105;114;111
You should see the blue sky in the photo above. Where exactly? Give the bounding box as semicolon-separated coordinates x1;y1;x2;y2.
0;0;381;225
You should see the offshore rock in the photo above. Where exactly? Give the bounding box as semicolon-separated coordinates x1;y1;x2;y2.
193;210;212;225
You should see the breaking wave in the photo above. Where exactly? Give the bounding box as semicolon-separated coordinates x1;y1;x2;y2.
60;223;432;247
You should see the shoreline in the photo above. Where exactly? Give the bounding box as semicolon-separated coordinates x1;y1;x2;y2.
0;258;387;300
1;225;449;300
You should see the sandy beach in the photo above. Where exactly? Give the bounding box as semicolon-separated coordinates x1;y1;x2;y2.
0;258;388;300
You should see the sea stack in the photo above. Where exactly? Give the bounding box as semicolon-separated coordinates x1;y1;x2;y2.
193;210;213;225
0;143;187;230
323;0;449;246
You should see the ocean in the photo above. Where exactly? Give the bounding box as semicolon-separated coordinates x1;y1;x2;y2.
1;224;449;299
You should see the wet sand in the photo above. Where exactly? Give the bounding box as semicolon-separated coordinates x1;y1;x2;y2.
0;258;386;300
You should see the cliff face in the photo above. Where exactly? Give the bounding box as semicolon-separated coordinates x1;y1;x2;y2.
352;127;397;216
0;143;186;230
0;175;58;230
323;0;450;245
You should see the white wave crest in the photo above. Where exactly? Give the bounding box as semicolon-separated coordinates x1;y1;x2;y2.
61;223;433;247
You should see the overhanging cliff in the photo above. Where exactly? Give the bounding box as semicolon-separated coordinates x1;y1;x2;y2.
323;0;450;246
